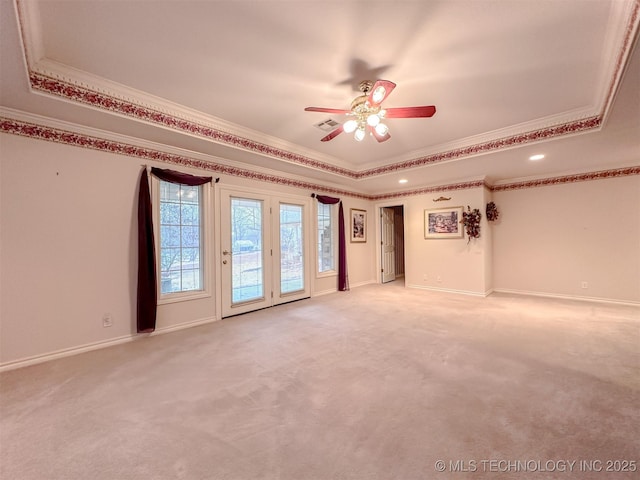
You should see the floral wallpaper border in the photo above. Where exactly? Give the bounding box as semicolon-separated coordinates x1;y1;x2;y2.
2;116;638;200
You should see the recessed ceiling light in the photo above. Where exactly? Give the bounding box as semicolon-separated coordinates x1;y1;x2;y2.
529;154;545;161
399;179;408;184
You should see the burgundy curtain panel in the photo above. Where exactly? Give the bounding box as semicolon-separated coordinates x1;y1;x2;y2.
136;167;212;333
137;168;157;333
313;194;349;291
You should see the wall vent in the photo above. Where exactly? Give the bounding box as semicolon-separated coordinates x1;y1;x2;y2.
314;119;340;131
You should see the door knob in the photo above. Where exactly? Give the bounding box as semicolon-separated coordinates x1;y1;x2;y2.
222;260;227;264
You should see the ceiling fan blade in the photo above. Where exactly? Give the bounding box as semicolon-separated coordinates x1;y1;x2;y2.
367;80;396;107
384;106;436;118
305;107;351;115
369;125;391;143
320;125;344;142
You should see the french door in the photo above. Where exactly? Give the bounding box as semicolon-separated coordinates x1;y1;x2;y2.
220;188;311;317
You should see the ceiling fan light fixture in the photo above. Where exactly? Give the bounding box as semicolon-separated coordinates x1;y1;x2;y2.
375;123;389;136
343;119;358;133
304;79;436;143
372;86;386;104
367;114;381;126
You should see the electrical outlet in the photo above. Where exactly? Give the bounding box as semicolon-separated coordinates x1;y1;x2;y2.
581;281;588;289
437;276;442;283
102;313;113;328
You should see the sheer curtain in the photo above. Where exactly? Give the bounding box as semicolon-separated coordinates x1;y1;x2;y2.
136;167;212;333
313;194;349;291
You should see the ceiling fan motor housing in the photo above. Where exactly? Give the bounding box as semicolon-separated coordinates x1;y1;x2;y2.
358;80;374;94
350;95;377;112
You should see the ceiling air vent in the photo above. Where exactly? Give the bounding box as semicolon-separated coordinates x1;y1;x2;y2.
314;119;340;131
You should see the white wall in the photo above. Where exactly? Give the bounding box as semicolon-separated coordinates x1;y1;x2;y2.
397;186;492;295
1;130;638;368
313;197;376;294
0;133;377;366
483;187;494;293
493;175;640;303
1;134;150;364
343;198;377;289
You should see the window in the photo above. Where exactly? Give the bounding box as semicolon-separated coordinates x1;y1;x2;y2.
317;202;335;273
157;180;206;297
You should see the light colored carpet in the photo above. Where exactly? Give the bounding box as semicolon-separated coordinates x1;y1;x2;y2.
1;283;638;479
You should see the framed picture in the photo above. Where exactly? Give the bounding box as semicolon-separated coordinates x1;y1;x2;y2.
350;208;367;242
424;207;464;239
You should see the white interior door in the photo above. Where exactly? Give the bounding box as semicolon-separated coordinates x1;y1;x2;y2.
220;189;310;317
381;207;396;283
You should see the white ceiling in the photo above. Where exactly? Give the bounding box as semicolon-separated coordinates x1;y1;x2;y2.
1;0;639;196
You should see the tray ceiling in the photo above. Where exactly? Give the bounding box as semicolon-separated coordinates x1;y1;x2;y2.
1;0;639;195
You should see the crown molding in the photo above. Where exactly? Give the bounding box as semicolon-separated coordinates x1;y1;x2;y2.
0;108;367;199
598;0;640;120
358;115;603;178
364;104;601;170
492;166;640;192
369;179;489;202
23;68;608;180
27;69;360;179
2;110;638;200
13;0;43;68
28;58;350;175
11;0;640;184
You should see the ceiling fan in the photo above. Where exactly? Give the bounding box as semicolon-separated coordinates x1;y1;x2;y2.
305;80;436;143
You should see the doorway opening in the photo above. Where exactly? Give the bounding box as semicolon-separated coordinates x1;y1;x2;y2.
380;205;405;285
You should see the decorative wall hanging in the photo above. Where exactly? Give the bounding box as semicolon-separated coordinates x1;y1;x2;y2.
350;209;367;243
433;196;452;202
424;207;464;239
486;201;500;221
461;206;482;243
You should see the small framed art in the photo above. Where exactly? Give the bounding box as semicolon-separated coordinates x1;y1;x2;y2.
350;208;367;242
424;207;464;239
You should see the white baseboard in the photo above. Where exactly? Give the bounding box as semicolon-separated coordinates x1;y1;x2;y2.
407;284;491;297
492;288;640;306
149;316;218;336
313;279;376;297
349;279;377;289
406;285;638;305
312;288;337;297
0;316;218;372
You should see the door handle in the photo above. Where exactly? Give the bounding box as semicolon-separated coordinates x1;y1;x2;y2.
222;250;231;255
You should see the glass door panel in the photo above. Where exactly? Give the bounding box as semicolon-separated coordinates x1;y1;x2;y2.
231;197;264;304
279;203;304;295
